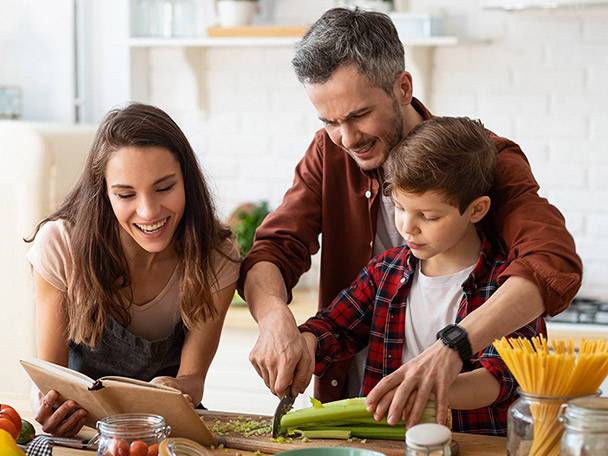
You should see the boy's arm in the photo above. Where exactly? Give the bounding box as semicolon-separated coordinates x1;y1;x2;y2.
299;261;379;376
467;313;545;409
447;369;500;410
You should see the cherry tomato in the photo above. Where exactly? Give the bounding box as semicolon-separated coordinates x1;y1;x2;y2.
0;417;18;439
129;440;148;456
0;405;21;435
112;438;130;456
147;443;159;456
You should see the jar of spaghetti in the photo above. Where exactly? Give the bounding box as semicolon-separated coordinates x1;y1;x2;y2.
507;390;598;456
97;414;171;456
560;397;608;456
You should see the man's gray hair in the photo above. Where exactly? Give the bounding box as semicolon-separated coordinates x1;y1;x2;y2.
292;8;405;93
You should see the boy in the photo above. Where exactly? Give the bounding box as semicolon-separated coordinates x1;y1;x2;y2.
298;117;546;436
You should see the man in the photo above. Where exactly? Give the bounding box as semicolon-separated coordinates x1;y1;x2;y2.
238;8;582;427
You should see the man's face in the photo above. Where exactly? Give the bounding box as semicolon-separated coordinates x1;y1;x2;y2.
304;65;405;171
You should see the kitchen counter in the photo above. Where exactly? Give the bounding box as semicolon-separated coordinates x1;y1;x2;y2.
4;392;506;455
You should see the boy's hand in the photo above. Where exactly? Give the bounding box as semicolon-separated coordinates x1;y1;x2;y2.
366;340;462;427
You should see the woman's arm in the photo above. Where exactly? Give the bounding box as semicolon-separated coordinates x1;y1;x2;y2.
151;282;236;405
32;271;88;436
447;368;500;410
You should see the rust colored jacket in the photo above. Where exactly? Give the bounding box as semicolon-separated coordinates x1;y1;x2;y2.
239;99;582;402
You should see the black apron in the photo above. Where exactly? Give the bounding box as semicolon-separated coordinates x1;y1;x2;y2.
68;315;185;381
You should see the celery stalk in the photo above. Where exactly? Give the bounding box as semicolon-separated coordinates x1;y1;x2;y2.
290;429;352;440
279;396;438;439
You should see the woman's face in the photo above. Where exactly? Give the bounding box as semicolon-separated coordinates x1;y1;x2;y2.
105;145;186;254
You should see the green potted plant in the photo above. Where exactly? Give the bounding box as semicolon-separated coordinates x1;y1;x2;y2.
227;201;270;305
216;0;260;27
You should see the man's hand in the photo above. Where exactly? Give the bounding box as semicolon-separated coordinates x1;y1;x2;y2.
366;340;462;427
249;305;313;397
35;390;88;437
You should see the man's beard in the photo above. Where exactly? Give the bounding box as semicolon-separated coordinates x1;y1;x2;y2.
388;96;405;150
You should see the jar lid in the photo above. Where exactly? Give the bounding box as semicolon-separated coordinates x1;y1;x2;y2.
406;423;451;447
568;397;608;414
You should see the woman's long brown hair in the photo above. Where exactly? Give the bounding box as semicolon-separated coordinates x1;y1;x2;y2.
26;103;232;347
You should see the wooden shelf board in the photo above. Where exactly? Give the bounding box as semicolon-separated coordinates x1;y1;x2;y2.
128;35;459;48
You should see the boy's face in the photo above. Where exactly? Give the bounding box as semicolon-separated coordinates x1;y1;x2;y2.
392;189;481;263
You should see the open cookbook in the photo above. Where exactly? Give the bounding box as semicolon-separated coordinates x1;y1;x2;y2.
20;358;215;446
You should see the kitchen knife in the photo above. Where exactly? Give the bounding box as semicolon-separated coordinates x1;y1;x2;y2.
271;390;296;438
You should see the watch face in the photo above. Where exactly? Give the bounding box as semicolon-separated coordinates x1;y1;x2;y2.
443;326;462;344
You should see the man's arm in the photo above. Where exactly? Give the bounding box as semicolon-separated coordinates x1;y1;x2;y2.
459;276;544;353
245;261;313;397
241;134;327;398
490;139;582;315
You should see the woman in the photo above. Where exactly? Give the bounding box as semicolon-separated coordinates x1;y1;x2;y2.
26;103;239;436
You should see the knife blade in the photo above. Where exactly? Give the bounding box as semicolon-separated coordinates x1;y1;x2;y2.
271;390;296;438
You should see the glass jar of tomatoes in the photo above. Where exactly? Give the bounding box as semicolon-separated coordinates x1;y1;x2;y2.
97;414;171;456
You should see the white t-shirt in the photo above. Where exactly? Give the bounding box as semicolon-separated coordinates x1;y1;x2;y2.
402;262;476;363
27;219;241;341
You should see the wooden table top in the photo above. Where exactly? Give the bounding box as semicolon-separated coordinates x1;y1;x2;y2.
3;392;506;455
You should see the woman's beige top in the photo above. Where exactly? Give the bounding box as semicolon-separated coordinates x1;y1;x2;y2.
27;220;241;341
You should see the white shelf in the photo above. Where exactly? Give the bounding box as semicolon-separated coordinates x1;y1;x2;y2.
482;0;608;10
128;35;459;48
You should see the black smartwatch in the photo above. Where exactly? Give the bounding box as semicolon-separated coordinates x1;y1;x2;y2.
436;324;473;368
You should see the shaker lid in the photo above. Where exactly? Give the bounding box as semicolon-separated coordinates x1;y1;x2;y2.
406;423;451;447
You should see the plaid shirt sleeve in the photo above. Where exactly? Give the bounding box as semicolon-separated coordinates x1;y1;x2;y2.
299;257;380;376
476;316;545;404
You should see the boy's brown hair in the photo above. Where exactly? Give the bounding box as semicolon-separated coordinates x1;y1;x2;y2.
385;116;497;213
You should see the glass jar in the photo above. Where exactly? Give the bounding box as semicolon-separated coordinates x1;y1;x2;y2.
97;414;171;456
405;423;452;455
507;390;597;456
560;397;608;456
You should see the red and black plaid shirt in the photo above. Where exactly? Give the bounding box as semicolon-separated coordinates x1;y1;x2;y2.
300;236;546;436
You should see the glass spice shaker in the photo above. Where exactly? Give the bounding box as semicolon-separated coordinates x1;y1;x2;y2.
405;423;452;456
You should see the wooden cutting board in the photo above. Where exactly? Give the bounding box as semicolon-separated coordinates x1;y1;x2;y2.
199;411;458;455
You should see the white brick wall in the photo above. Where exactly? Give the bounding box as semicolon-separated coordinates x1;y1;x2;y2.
427;1;608;298
143;1;608;298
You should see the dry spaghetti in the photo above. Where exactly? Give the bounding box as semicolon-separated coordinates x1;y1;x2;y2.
493;336;608;456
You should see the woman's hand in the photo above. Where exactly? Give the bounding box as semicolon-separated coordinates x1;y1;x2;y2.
149;376;195;406
34;390;88;437
366;340;462;427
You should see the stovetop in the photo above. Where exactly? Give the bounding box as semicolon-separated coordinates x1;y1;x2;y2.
548;297;608;325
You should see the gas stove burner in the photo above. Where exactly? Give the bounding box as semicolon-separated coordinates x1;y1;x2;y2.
548;297;608;325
